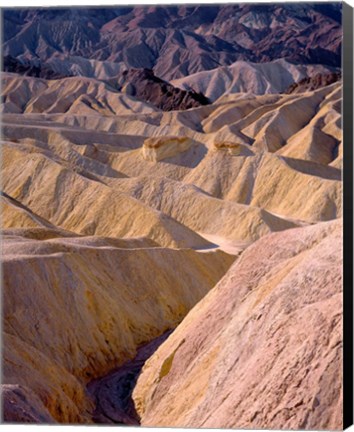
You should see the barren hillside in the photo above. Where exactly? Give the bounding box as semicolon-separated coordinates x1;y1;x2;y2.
1;3;343;429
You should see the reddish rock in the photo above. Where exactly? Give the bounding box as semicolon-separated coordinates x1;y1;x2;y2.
114;68;210;111
285;72;341;94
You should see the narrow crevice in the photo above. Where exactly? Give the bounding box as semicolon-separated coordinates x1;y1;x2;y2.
87;329;173;425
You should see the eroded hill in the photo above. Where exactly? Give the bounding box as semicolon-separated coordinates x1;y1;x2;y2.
1;67;343;427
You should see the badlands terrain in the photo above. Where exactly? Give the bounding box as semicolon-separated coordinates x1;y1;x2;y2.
1;4;343;430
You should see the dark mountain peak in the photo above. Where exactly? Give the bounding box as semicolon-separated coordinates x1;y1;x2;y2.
114;68;210;111
121;68;161;82
285;71;341;94
2;55;72;79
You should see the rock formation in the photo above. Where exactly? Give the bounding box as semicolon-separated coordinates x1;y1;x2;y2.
3;4;342;81
2;55;73;80
114;68;210;111
133;220;343;430
1;4;343;427
285;72;342;94
142;136;194;161
3;229;234;422
171;59;338;101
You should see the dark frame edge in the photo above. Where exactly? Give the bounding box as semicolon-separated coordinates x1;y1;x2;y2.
343;1;354;430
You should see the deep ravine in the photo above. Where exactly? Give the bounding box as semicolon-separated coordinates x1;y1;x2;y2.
87;330;173;425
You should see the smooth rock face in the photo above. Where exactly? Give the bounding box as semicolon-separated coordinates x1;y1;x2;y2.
133;220;343;430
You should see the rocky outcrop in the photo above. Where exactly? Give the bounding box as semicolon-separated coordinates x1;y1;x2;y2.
285;72;342;94
2;55;72;80
133;220;343;430
213;141;254;156
115;68;210;111
142;136;193;161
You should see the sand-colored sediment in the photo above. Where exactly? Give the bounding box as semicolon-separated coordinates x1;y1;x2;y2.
1;71;343;427
3;231;234;422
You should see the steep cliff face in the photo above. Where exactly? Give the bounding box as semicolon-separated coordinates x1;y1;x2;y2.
133;220;343;430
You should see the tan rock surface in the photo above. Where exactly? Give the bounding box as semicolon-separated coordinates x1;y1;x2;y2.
1;144;211;249
2;73;157;115
3;79;342;233
114;175;298;242
184;151;341;222
171;59;336;101
277;86;341;163
142;136;194;162
133;220;343;430
1;71;343;426
2;231;234;422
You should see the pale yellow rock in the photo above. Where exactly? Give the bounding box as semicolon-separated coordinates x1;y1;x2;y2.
133;220;343;430
1;144;211;249
246;86;337;152
1;75;342;170
277;90;341;164
115;175;299;242
0;72;343;426
1;194;52;230
213;141;254;156
2;232;234;422
184;151;341;222
277;126;338;165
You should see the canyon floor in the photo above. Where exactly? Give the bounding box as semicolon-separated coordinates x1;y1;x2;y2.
1;68;343;429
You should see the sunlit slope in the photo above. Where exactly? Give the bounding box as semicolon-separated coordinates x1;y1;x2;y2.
1;144;211;249
3;232;234;422
133;220;343;429
1;70;343;427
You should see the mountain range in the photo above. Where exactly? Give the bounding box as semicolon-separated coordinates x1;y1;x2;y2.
3;4;342;82
1;3;344;429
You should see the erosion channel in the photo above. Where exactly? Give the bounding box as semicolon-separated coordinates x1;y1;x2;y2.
87;330;173;425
